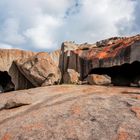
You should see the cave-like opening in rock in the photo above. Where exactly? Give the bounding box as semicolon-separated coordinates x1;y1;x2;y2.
0;71;15;93
89;61;140;87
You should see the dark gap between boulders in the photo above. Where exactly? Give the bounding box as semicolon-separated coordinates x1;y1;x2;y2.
89;61;140;87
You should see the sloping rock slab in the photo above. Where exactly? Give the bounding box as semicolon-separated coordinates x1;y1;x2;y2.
0;85;140;139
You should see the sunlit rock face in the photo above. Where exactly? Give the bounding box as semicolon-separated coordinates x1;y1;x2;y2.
16;52;61;87
0;49;62;92
60;35;140;86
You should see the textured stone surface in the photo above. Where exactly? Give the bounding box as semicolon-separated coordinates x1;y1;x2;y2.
16;52;61;87
0;85;140;140
49;50;61;66
87;74;111;85
63;69;80;84
0;91;32;111
60;35;140;80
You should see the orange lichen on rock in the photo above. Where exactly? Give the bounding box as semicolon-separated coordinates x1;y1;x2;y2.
70;104;82;115
96;52;108;59
22;123;44;131
76;34;140;60
118;131;128;140
1;133;12;140
117;127;129;140
60;34;140;79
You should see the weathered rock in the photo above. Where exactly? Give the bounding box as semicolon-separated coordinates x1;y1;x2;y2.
60;35;140;82
0;49;35;90
49;50;61;66
4;99;30;109
63;69;80;84
87;74;111;85
59;41;96;81
16;52;61;87
0;85;140;139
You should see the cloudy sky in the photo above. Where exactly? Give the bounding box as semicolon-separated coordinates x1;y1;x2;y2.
0;0;139;52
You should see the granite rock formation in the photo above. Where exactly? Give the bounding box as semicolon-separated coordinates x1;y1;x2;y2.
0;34;140;92
60;35;140;86
0;49;61;92
0;49;35;91
0;35;140;140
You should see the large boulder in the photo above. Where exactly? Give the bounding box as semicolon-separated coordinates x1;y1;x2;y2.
87;74;111;86
63;69;80;84
16;52;61;87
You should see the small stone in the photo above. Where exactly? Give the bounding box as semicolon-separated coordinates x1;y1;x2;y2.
63;69;80;84
87;74;111;86
5;99;30;109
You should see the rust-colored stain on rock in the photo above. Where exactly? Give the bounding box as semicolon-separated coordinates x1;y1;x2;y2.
131;106;140;119
71;104;82;115
22;123;44;131
1;133;11;140
118;131;128;140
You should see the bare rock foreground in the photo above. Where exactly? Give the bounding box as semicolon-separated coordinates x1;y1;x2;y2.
0;85;140;140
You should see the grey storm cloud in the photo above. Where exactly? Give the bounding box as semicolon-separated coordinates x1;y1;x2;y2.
0;0;139;52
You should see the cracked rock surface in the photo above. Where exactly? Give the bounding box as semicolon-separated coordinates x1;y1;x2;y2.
0;85;140;140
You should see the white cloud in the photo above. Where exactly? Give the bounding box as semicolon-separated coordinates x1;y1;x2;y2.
0;0;138;51
24;15;62;49
60;0;136;43
0;18;25;45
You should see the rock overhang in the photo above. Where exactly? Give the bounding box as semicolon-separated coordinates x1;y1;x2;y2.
60;35;140;78
60;34;140;87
